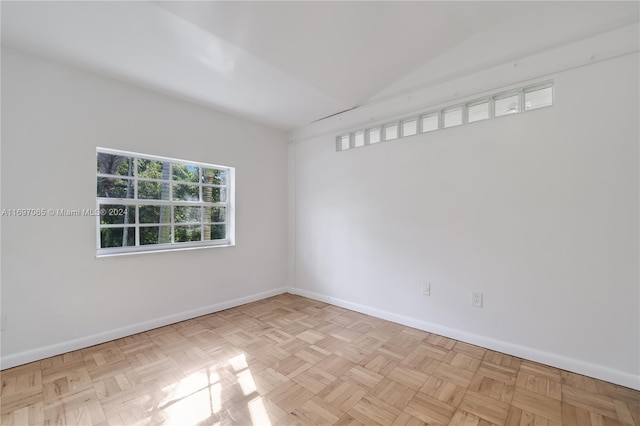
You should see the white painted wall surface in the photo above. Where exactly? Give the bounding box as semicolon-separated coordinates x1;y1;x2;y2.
0;48;288;367
292;53;639;388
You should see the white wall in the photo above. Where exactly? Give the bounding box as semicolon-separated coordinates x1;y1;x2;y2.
2;43;638;392
0;48;288;367
292;53;639;389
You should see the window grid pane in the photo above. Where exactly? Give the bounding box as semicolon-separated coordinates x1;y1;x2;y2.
421;114;438;132
335;81;553;152
443;108;463;128
384;124;398;141
402;119;417;137
525;86;553;111
468;102;490;123
97;149;232;255
495;94;520;117
368;128;381;144
339;135;350;151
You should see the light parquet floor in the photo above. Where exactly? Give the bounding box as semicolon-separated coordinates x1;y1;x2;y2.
1;293;638;425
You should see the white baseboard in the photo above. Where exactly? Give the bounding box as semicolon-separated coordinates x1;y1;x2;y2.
288;287;640;391
4;286;638;390
1;287;288;370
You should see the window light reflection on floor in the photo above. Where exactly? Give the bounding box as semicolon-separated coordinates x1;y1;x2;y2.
159;369;222;424
156;353;271;425
237;369;258;395
249;396;272;425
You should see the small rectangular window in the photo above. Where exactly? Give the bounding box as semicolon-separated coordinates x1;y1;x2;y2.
467;101;490;123
368;128;381;144
336;81;554;153
525;86;553;111
97;148;234;256
495;93;520;117
384;123;398;141
420;113;438;132
401;119;417;137
338;135;350;151
443;107;463;128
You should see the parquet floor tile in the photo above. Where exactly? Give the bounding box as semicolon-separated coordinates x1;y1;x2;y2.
459;390;510;425
317;379;366;413
266;382;315;414
1;293;638;425
419;375;466;407
387;365;430;391
390;411;427;426
405;390;457;424
448;409;493;426
468;373;514;404
433;362;476;388
475;362;518;386
291;366;336;394
289;396;342;425
370;379;417;410
511;387;562;423
347;393;402;425
362;352;400;377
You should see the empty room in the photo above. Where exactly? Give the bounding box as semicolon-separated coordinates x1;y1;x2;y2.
1;1;638;425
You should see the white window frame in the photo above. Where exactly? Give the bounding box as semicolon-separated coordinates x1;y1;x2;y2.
524;83;554;111
336;80;554;152
383;122;399;141
494;91;521;117
419;112;440;133
336;134;351;151
466;99;491;123
367;127;382;144
96;148;235;257
401;118;418;137
443;106;464;128
354;130;366;147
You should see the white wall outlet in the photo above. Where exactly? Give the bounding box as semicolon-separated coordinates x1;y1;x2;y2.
472;292;483;307
422;283;431;296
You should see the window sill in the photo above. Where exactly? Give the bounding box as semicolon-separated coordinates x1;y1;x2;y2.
96;242;235;258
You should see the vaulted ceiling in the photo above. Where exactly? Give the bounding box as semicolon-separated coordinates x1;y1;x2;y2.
2;1;638;130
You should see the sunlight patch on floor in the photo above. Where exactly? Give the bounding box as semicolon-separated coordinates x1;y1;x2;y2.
158;369;222;424
248;396;272;426
237;369;257;396
229;353;249;371
148;353;277;425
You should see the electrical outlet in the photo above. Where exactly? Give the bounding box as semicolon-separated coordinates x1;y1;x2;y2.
472;292;483;307
422;283;431;296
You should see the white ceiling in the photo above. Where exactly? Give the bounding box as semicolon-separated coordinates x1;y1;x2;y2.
2;1;638;130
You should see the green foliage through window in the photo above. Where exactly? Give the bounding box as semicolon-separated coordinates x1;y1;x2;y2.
97;149;232;255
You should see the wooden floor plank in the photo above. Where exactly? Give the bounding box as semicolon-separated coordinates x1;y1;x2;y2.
0;293;638;425
458;390;510;425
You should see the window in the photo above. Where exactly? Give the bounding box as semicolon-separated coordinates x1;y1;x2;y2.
96;148;234;256
336;80;553;152
384;123;399;141
368;127;381;144
401;119;417;137
495;93;520;117
443;107;463;128
420;113;439;132
525;85;553;111
467;100;490;123
338;135;351;151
